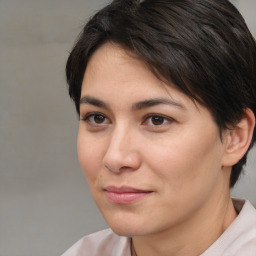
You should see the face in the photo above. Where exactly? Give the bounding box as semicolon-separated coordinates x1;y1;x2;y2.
78;43;230;237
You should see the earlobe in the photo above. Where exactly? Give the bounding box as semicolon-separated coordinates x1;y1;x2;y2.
222;108;255;167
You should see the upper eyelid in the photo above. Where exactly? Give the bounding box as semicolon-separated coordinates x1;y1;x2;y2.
143;113;173;120
142;114;174;126
80;111;106;119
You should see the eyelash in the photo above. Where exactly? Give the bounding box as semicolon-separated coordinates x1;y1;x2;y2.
80;112;173;127
80;112;109;125
143;114;173;126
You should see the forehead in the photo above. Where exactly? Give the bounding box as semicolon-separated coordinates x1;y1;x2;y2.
83;43;153;89
82;43;190;104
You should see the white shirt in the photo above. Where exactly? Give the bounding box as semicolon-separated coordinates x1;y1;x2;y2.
62;199;256;256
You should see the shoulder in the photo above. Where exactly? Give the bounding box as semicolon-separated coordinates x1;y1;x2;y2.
61;228;131;256
202;199;256;256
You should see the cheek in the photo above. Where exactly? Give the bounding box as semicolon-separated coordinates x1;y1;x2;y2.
77;131;103;182
143;131;223;193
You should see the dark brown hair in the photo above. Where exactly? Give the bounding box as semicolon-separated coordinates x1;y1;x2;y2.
66;0;256;187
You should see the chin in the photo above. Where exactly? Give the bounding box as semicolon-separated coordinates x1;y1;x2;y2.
105;213;155;237
109;224;143;237
97;200;157;237
101;212;144;237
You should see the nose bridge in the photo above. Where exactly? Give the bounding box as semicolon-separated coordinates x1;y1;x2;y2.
103;122;140;172
110;123;130;151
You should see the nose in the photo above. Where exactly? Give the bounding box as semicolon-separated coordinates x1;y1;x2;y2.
103;125;141;173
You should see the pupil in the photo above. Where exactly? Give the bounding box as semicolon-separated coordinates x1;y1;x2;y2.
94;115;104;123
152;116;164;125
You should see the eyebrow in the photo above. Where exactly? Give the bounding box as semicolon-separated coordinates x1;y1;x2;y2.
80;96;110;109
80;96;186;111
132;98;186;111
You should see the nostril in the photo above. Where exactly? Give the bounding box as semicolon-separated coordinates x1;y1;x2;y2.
103;161;122;173
104;162;137;174
104;163;114;172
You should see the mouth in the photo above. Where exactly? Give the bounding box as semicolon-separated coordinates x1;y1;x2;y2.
104;186;153;204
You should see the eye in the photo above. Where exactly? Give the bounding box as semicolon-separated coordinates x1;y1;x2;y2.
81;112;109;125
143;114;172;126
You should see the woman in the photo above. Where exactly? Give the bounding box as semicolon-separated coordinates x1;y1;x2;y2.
62;0;256;255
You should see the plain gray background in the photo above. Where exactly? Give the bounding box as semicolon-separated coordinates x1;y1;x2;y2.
0;0;255;255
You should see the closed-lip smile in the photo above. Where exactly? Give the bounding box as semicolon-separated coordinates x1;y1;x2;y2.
104;186;153;204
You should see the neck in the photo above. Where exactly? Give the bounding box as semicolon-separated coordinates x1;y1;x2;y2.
131;191;237;256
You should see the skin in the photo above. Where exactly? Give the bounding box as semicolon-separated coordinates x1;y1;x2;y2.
77;43;239;256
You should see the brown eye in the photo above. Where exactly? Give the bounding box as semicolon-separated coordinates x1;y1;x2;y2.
143;114;173;127
92;114;106;124
81;112;109;125
150;116;165;125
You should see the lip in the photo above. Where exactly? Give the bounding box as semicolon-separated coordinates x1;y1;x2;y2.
104;186;153;204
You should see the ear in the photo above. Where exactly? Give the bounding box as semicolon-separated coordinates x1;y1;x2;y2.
222;108;255;167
